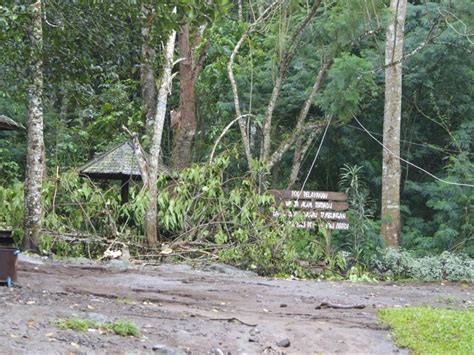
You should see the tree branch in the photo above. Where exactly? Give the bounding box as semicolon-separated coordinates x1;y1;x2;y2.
193;40;210;81
266;58;332;169
209;114;253;163
268;120;327;169
122;126;149;187
287;129;319;189
227;0;282;169
261;0;323;162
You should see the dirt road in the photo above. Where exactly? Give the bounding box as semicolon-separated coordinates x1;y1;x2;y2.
1;256;471;354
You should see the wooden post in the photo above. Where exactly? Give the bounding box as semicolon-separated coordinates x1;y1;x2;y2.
325;230;332;257
121;177;130;205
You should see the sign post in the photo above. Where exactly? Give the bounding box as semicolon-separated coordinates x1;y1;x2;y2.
270;190;350;231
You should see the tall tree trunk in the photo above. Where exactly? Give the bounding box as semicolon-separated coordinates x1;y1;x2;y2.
140;4;157;136
144;28;177;246
172;24;196;170
171;24;208;170
23;0;44;251
381;0;407;247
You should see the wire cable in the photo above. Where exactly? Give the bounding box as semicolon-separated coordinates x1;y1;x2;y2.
346;124;469;156
352;114;474;188
296;127;324;170
296;115;333;202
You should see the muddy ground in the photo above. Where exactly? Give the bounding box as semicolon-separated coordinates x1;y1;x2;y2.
1;256;472;354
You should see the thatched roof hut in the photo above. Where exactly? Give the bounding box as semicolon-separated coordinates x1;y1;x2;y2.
79;141;170;203
0;115;23;131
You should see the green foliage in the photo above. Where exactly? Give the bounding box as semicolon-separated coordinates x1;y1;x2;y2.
156;155;328;277
315;0;385;48
55;318;96;332
425;153;473;254
55;318;141;337
0;181;24;243
318;53;377;121
39;235;85;258
378;307;474;354
371;249;474;282
0;147;21;182
335;164;382;265
0;0;472;277
347;265;378;283
79;79;143;157
403;147;473;257
0;172;146;255
107;321;141;337
41;172;121;235
0;96;27;182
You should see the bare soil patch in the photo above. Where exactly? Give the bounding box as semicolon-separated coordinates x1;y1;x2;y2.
1;256;471;353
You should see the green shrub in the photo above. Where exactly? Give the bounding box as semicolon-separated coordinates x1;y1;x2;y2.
439;251;474;281
0;154;334;276
107;321;141;337
372;249;473;281
410;256;443;282
0;171;149;254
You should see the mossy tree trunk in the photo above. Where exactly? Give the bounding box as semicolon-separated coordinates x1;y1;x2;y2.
144;28;177;246
23;0;44;251
381;0;407;247
140;3;158;137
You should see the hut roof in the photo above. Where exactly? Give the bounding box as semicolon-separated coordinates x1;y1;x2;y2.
0;115;23;131
79;141;170;180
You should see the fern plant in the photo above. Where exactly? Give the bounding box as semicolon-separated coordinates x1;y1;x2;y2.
336;164;382;265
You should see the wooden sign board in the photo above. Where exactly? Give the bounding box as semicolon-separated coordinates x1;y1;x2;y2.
283;200;349;211
273;210;347;221
270;189;350;231
271;190;347;201
299;220;350;230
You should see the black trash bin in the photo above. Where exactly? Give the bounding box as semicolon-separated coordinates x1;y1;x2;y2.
0;247;19;287
0;229;14;247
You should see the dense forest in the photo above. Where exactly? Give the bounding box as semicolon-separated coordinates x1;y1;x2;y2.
0;0;472;279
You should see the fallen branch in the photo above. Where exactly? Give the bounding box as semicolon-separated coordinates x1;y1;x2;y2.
209;317;257;327
40;229;105;243
315;302;366;310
